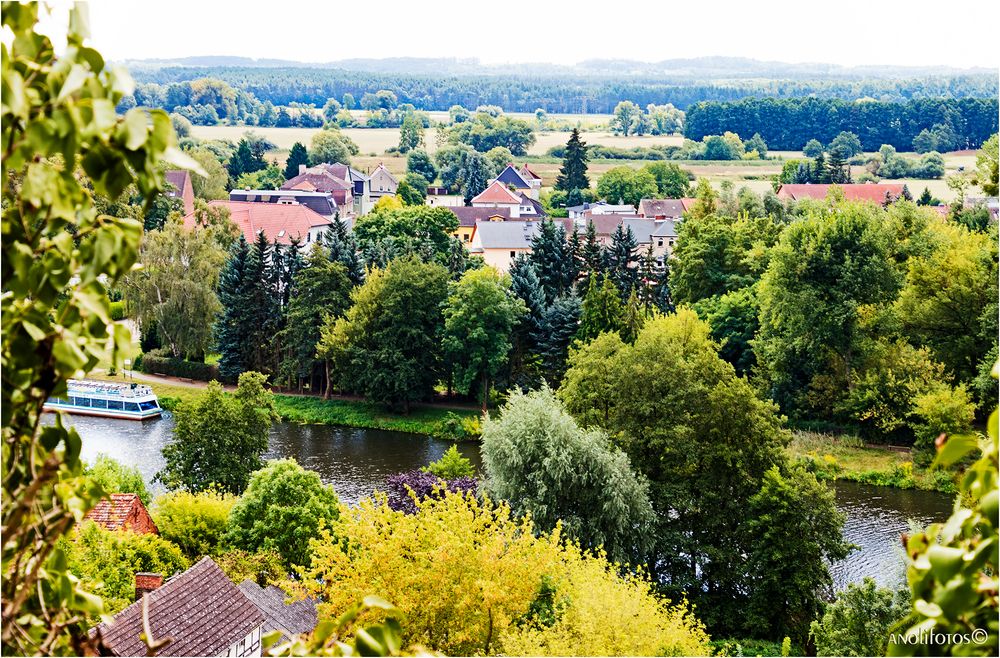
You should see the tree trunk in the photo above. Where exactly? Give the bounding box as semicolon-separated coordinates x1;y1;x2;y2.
323;361;331;400
481;372;489;415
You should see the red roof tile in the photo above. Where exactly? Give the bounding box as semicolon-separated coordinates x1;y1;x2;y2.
471;180;522;205
777;184;906;203
182;201;332;245
84;493;158;534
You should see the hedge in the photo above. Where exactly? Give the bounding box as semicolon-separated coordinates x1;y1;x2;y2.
139;352;219;382
109;301;125;321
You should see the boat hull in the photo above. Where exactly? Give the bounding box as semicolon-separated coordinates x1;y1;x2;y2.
43;402;162;421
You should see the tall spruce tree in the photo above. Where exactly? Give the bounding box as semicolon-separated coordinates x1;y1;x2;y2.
284;142;310;179
507;256;546;388
607;224;639;298
244;231;280;375
533;294;581;386
227;138;266;184
555;128;590;193
215;236;251;380
579;219;605;291
826;148;850;184
324;215;365;286
530;219;574;303
577;276;624;343
812;152;830;183
620;289;645;344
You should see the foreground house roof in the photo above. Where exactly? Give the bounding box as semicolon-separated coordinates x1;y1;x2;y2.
182;200;332;245
777;183;906;203
230;189;340;217
237;581;317;641
84;493;158;535
94;557;264;657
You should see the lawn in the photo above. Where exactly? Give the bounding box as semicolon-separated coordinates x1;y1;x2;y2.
786;430;957;493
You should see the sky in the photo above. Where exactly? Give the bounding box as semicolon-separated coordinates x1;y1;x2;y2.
42;0;1000;69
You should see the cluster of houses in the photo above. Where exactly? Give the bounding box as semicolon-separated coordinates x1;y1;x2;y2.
170;163;988;274
81;494;315;657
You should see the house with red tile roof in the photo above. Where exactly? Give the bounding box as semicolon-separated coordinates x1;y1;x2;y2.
182;201;333;248
283;163;372;216
776;183;908;204
493;164;542;200
638;198;686;220
84;493;158;535
164;170;195;215
471;181;545;218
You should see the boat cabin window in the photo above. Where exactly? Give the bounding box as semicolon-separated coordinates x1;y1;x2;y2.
139;401;158;411
125;402;140;412
106;400;124;411
71;397;90;407
91;398;107;409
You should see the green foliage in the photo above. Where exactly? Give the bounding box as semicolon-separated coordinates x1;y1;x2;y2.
109;300;126;321
442;267;525;409
424;445;475;479
1;3;200;652
444;108;535;155
139;350;220;381
576;275;623;343
910;386;976;468
62;523;189;618
157;372;277;494
810;577;910;656
611;100;642;136
889;400;999;656
84;455;151;506
693;285;759;376
353;205;459;268
481;387;655;565
123;219;225;359
227;459;340;568
641;162;692;198
264;596;405;657
283;141;310;179
216;548;286;586
152;488;237;560
595;166;656;206
319;257;449;411
272;395;478;439
236;164;285;190
803;139;825;157
554;128;589;193
406;148;437;182
559;310;850;641
974;133;998;196
309;128;358;165
529;219;577;304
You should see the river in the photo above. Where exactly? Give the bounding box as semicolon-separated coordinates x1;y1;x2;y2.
64;413;953;591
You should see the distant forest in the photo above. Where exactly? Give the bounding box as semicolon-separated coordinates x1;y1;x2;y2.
684;97;999;151
131;66;997;114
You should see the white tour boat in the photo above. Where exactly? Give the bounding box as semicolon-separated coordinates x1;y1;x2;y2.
44;379;163;420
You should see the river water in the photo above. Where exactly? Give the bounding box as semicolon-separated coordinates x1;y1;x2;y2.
64;413;953;591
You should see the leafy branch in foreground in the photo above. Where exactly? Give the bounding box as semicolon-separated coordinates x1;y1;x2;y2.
1;2;196;653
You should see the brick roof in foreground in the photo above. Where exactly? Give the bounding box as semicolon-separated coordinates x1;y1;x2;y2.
84;493;157;535
94;557;264;657
237;581;317;641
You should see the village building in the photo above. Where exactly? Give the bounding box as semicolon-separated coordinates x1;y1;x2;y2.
237;581;318;643
637;198;687;220
368;163;399;203
425;186;465;208
164;170;195;215
448;206;512;243
566;201;636;219
775;183;908;203
469;219;573;271
470;181;545;219
182;200;333;247
229;189;341;220
93;558;266;657
84;493;158;535
492;164;541;201
283;163;373;216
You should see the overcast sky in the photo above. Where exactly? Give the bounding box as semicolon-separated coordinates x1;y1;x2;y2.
54;0;1000;69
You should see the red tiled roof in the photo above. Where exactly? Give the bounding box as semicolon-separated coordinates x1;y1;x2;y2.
679;198;697;212
282;166;352;194
84;493;157;534
777;184;906;203
471;180;522;205
638;198;685;218
449;206;512;227
94;557;264;657
182;201;332;245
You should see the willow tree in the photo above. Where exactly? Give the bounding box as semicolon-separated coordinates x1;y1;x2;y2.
1;4;198;653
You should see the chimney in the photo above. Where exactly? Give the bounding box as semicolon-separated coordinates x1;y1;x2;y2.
135;572;163;600
299;164;307;175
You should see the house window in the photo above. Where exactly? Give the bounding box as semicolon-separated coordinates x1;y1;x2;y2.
657;239;663;247
510;251;516;258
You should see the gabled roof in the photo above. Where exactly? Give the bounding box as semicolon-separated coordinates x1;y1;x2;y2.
679;197;697;211
370;163;398;184
164;171;191;196
448;206;512;227
282;163;355;194
518;164;542;182
84;493;157;534
494;164;532;189
517;193;546;218
652;219;679;238
182;201;332;245
777;183;906;203
94;557;264;657
638;198;685;219
622;218;657;244
230;189;340;217
471;180;522;205
238;581;317;641
473;219;574;249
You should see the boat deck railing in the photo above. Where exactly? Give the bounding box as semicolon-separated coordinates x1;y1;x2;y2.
66;379;156;399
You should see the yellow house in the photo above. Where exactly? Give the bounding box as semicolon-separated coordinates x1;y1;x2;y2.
468;219;573;271
448;207;513;244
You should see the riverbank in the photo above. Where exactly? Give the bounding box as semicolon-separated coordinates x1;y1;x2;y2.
91;372;480;439
787;431;958;494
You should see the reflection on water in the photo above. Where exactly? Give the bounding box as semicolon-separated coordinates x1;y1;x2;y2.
58;412;953;589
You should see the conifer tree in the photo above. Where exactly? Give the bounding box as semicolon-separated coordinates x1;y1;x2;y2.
607;224;639;298
620;289;645;344
215;236;251;380
577;276;624;343
507;255;547;387
555;128;590;193
812;152;829;183
826;148;849;184
283;142;310;179
579;219;605;291
227;138;267;185
324;215;365;286
530;219;574;303
637;245;658;310
533;294;581;386
243;231;280;374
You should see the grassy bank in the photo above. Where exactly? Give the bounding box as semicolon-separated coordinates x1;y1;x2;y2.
272;395;479;439
787;430;958;494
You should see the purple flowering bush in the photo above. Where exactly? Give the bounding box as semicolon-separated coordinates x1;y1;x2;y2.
385;470;478;514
